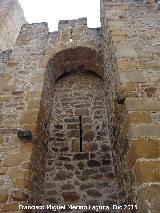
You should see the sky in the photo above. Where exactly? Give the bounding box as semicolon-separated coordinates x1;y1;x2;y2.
18;0;101;31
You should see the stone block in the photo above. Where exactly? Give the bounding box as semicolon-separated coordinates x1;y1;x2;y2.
0;190;8;202
86;189;102;197
62;191;80;204
109;20;124;30
26;91;41;101
116;45;137;58
0;167;7;175
137;184;160;213
129;124;160;139
12;189;27;201
120;71;146;83
60;183;74;191
2;203;20;212
20;161;31;169
67;130;79;138
0;96;10;103
121;83;137;92
87;160;101;167
20;110;39;125
125;138;160;169
145;87;157;98
3;152;31;167
83;143;98;152
75;109;89;116
73;153;89;160
20;143;33;153
7;167;31;179
72;140;80;152
13;177;31;188
55;171;73;181
30;75;44;84
27;99;41;110
135;160;160;184
126;111;152;124
0;134;3;144
38;55;49;68
117;58;142;72
125;98;160;111
83;131;95;142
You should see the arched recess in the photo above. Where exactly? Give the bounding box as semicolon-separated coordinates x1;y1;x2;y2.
47;46;104;81
30;46;105;203
39;46;119;206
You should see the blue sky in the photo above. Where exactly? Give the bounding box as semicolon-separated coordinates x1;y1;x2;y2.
18;0;101;31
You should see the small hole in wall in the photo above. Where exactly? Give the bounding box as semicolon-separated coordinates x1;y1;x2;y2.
70;29;73;42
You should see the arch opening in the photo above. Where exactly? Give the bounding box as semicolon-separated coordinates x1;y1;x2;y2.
47;46;104;82
43;67;118;206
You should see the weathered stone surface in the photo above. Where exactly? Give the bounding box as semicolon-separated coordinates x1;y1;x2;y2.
135;160;160;184
2;203;20;212
3;152;32;167
87;160;101;167
0;167;7;175
129;124;160;139
125;98;160;111
73;153;89;161
0;190;8;202
83;143;98;152
7;167;31;179
20;143;33;153
80;183;94;190
11;189;27;201
62;191;80;203
126;139;160;169
86;189;102;197
60;183;74;191
55;171;73;180
83;131;95;142
64;164;75;170
0;0;26;51
138;184;160;213
126;111;152;124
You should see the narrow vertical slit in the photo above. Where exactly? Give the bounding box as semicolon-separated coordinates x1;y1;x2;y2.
79;116;83;152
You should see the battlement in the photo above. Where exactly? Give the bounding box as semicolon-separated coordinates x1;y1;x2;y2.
58;17;87;31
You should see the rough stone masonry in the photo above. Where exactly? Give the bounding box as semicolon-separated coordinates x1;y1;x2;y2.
0;0;160;212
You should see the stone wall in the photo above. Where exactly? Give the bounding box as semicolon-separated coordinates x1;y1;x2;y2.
0;0;26;52
44;69;119;209
0;22;49;212
0;18;108;212
101;0;160;212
